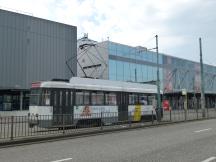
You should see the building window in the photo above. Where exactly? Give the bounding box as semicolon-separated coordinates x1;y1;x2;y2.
109;60;117;80
124;62;130;81
108;43;117;55
117;61;124;81
2;95;12;111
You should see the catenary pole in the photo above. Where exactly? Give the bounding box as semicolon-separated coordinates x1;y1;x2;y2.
156;35;161;121
199;37;206;117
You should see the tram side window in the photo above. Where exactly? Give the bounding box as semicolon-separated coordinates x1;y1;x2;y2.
75;91;89;105
41;90;51;106
105;92;117;105
76;91;83;105
148;95;156;105
30;89;41;106
54;91;57;106
139;95;148;105
92;92;104;105
65;91;68;106
59;91;63;106
129;94;138;105
84;92;90;105
71;91;73;106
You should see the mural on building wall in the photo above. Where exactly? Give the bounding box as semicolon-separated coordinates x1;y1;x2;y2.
163;56;202;93
163;56;173;93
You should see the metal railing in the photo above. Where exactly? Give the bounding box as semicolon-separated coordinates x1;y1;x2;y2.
1;108;216;143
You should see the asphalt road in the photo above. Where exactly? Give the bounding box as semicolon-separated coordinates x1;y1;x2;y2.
1;119;216;162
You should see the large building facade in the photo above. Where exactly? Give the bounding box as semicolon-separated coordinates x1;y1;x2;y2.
78;36;216;109
0;9;77;112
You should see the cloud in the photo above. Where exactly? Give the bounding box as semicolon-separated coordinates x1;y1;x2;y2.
0;0;215;65
161;0;216;63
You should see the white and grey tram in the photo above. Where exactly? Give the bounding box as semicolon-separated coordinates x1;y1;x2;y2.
29;77;161;128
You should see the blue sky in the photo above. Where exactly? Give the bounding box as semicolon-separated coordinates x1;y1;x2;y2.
0;0;215;65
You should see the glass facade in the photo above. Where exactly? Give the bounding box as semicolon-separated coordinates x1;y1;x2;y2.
108;41;216;94
109;59;162;83
108;42;162;64
79;38;216;109
108;42;163;88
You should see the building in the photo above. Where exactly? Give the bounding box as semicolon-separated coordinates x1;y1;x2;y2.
0;9;77;113
77;35;216;109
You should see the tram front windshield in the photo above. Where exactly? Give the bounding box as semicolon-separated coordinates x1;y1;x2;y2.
30;89;41;106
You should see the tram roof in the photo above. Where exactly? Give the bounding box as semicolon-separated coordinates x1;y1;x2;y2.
37;77;160;94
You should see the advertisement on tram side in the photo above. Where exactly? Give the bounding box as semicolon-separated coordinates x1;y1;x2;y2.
74;105;118;119
128;105;156;116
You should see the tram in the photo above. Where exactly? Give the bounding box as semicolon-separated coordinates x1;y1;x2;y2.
28;77;161;128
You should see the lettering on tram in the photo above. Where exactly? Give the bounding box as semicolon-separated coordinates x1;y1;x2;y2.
28;77;161;128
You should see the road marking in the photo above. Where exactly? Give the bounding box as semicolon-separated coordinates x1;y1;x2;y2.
202;156;216;162
194;128;212;133
51;158;72;162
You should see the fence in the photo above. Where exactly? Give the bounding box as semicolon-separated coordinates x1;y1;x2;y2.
1;108;216;143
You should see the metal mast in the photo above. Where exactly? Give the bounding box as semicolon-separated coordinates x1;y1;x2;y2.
156;35;161;121
199;37;206;117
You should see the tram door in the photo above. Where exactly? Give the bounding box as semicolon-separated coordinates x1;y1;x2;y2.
118;92;128;122
51;89;60;125
51;89;73;125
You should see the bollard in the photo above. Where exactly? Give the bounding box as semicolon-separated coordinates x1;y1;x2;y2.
128;112;131;127
62;114;65;134
100;112;103;130
10;116;14;140
156;109;160;123
170;110;172;121
151;111;154;124
184;109;187;121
